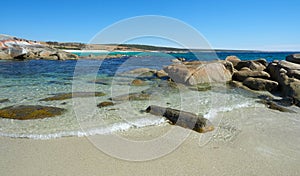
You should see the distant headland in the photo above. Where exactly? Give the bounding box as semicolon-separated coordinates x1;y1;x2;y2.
1;34;298;61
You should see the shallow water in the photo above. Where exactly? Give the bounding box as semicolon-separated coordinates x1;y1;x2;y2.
0;52;293;139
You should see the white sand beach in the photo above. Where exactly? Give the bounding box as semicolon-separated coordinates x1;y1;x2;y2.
1;107;299;176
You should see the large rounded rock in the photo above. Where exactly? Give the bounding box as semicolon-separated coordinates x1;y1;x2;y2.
277;60;300;70
286;54;300;64
0;105;65;120
233;70;270;82
243;77;278;91
235;59;267;71
225;55;241;67
163;61;233;85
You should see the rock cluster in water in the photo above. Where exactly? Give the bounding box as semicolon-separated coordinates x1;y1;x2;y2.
103;55;300;118
0;34;78;60
162;54;300;110
226;54;300;107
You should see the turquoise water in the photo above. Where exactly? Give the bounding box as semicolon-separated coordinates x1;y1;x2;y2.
74;51;298;63
0;52;296;139
185;51;296;62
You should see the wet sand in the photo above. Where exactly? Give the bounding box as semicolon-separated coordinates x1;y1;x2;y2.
0;107;300;176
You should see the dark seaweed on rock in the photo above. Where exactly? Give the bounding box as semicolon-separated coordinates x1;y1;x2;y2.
109;92;151;101
0;105;66;120
40;92;106;101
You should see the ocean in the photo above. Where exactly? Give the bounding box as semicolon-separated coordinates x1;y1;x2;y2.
0;51;298;139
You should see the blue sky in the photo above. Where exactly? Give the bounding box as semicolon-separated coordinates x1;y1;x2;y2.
2;0;300;51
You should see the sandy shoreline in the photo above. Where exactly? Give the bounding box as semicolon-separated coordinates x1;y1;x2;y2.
1;107;300;176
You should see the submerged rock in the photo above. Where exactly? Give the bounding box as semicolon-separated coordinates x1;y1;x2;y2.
40;92;106;101
131;79;147;86
125;68;155;74
189;83;212;91
97;101;115;108
146;105;214;133
110;92;151;101
0;105;65;120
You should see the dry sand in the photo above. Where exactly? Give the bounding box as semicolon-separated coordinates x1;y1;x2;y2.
0;107;300;176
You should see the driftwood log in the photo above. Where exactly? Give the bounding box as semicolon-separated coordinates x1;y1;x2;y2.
146;105;214;133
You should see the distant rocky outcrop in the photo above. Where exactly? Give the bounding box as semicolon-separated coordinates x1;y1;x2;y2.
0;34;78;60
43;41;85;50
